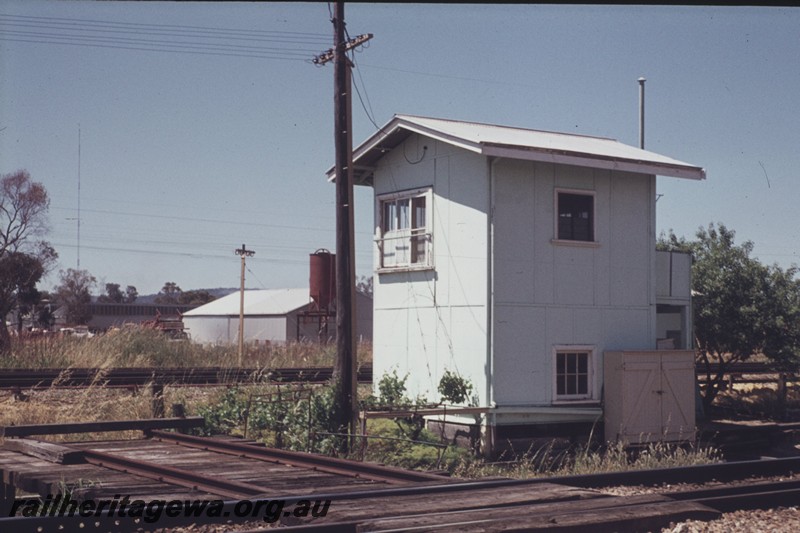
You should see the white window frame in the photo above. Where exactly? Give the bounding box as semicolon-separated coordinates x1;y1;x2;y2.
376;187;433;272
552;345;596;403
552;188;599;246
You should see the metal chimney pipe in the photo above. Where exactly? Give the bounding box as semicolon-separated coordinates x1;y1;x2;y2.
638;77;646;149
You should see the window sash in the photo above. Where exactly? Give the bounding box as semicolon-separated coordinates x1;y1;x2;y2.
378;190;432;269
555;350;591;400
557;192;594;242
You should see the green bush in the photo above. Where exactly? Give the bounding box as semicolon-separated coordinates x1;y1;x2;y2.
193;383;349;453
377;369;410;407
438;370;474;405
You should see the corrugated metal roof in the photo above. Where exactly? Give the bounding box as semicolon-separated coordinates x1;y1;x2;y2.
182;288;311;317
329;114;705;184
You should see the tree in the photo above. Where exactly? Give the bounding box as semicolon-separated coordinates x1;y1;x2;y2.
125;285;138;303
177;289;216;306
0;170;54;353
97;282;138;304
0;170;49;258
356;275;373;297
154;282;182;304
97;283;125;303
0;252;46;350
659;223;800;409
54;269;96;326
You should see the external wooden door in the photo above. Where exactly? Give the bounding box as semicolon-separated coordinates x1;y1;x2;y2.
604;351;696;443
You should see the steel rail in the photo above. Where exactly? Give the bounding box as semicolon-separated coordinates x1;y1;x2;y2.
0;365;373;389
81;448;269;499
227;474;800;533
665;478;800;506
1;416;204;437
3;458;800;532
148;430;447;484
691;488;800;513
197;455;800;505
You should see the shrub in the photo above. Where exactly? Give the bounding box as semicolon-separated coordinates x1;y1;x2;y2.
376;369;411;408
438;370;474;405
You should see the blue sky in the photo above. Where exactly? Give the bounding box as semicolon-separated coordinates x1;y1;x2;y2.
2;3;798;295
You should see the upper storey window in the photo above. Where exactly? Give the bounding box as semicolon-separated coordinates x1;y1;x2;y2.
378;188;432;270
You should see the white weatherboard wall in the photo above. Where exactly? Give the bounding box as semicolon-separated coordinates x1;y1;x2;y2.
491;159;657;408
373;134;490;404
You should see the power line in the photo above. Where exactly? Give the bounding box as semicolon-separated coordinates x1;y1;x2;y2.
0;36;315;62
0;13;329;61
49;205;337;234
0;13;330;41
50;240;326;266
0;29;321;56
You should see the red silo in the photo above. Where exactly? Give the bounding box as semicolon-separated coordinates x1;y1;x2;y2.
309;249;336;312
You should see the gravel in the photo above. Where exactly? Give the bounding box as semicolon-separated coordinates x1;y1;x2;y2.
599;472;800;532
663;507;800;533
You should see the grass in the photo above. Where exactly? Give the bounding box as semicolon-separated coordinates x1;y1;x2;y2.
453;438;721;479
1;328;724;476
1;327;372;369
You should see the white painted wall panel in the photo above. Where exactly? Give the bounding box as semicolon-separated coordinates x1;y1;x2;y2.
655;252;672;297
492;305;548;405
242;317;288;343
372;134;489;405
184;316;288;344
671;253;692;298
553;247;596;305
184;317;231;344
493;160;535;304
491;159;657;408
602;309;653;350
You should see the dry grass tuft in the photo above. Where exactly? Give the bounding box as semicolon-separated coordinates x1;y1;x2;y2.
453;438;721;479
2;327;372;369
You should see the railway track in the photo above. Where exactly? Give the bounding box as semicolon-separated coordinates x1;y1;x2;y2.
3;446;800;532
0;365;373;390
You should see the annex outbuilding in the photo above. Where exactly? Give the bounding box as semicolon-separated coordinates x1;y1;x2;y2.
182;288;372;345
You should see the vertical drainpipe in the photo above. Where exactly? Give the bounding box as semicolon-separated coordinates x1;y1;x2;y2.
485;156;498;458
638;77;646;149
639;77;657;347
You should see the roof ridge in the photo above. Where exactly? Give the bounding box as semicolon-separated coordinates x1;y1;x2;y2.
394;114;619;142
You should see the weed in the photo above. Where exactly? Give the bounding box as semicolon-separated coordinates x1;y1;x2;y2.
452;438;721;479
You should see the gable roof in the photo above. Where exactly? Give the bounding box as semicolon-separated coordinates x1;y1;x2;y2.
182;288;311;317
329;114;706;185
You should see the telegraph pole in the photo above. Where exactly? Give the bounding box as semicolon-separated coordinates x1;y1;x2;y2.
314;2;372;452
235;244;255;366
638;77;646;149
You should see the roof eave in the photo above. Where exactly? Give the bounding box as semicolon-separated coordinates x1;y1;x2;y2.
482;144;706;180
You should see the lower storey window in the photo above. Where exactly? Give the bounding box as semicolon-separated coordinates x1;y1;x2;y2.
555;349;592;400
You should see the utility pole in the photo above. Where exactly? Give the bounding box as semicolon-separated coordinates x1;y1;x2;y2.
638;77;646;149
235;244;255;366
314;2;372;452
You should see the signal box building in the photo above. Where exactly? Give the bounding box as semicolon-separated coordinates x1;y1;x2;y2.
331;115;704;452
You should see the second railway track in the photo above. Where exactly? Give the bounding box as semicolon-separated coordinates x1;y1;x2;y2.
0;364;373;389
